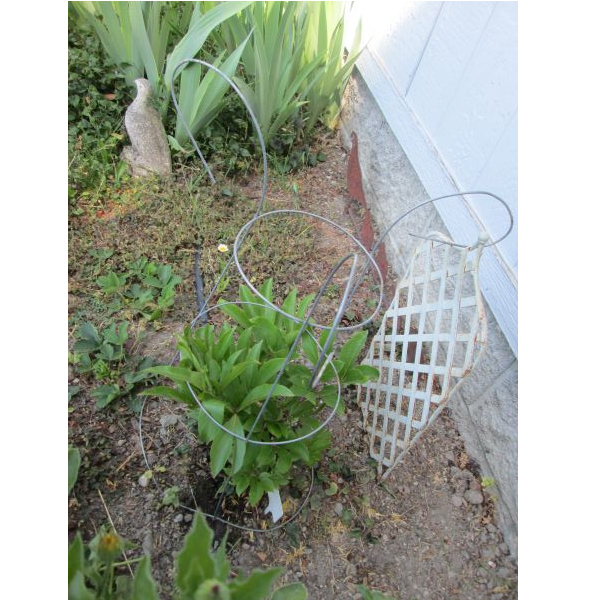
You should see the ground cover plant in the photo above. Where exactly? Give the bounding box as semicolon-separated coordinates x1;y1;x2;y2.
70;320;156;409
68;21;132;209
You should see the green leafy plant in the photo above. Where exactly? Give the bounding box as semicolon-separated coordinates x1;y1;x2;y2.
97;257;182;321
71;320;155;409
356;585;397;600
301;1;362;132
481;476;496;489
73;1;252;144
218;1;323;146
144;279;378;507
68;527;152;600
68;20;131;206
72;1;194;90
216;1;361;144
175;513;306;600
69;445;81;495
68;513;307;600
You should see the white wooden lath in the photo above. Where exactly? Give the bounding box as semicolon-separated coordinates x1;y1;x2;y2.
357;231;488;479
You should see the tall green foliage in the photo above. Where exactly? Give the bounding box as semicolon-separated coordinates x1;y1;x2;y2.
302;1;362;131
73;2;194;90
72;1;361;159
218;2;323;145
216;1;362;142
72;1;251;144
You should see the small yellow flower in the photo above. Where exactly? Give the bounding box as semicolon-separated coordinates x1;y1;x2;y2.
217;244;229;253
98;530;123;563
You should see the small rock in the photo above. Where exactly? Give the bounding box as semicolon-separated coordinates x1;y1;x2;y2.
242;543;250;550
346;563;358;577
455;479;469;494
138;475;150;488
334;502;344;517
451;495;464;508
184;513;193;522
142;531;153;556
117;439;125;447
174;513;183;523
450;467;473;480
445;451;455;463
470;479;482;492
464;489;484;505
160;414;179;435
498;566;512;578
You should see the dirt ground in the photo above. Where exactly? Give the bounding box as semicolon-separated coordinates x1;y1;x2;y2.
68;135;517;599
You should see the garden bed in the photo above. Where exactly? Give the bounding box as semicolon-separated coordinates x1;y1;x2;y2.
69;138;517;599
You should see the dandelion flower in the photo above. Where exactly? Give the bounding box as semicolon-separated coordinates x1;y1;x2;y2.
218;244;229;253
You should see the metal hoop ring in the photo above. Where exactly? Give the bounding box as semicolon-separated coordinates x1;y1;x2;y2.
233;209;385;332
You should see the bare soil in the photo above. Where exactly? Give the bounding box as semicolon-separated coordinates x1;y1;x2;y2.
68;134;517;599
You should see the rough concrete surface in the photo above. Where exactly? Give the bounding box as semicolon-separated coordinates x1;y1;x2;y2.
340;71;518;556
121;78;172;178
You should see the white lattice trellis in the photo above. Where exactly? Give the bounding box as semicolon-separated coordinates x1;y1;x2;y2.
357;231;488;479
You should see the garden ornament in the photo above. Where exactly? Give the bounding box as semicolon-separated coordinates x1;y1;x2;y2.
121;78;172;178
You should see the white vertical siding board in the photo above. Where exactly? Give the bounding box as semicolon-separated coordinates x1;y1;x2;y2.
368;1;444;95
404;2;444;95
433;2;517;190
406;1;496;137
354;47;518;356
471;112;518;274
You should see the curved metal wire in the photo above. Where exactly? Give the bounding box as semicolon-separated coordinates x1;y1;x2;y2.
137;58;515;533
137;395;315;533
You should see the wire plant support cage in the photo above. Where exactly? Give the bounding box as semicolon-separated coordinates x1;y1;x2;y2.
137;59;514;533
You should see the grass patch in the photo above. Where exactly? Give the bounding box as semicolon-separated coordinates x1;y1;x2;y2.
68;172;315;333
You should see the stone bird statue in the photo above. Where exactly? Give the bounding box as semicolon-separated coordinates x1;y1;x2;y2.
121;78;171;178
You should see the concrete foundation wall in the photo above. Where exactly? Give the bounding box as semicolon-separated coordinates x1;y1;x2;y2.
340;72;518;556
